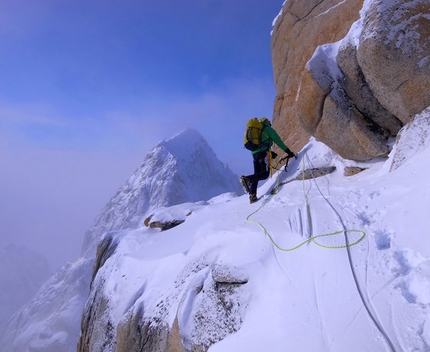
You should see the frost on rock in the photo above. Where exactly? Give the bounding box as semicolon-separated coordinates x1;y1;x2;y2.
79;239;251;352
390;106;430;170
176;263;249;351
271;0;287;35
358;0;430;123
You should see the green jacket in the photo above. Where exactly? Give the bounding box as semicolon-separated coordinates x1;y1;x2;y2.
251;120;289;155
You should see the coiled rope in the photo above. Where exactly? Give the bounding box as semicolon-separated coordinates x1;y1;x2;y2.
245;151;396;352
246;154;365;251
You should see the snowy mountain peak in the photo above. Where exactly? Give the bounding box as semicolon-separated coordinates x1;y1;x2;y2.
76;107;430;352
0;245;51;338
0;128;243;352
161;128;210;158
81;128;242;257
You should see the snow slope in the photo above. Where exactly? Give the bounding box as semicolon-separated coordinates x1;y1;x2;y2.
82;106;430;351
81;128;243;258
0;128;243;352
0;258;93;352
0;245;51;339
2;0;430;349
3;111;430;351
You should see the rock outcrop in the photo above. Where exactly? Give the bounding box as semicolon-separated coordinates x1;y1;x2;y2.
78;237;250;352
390;106;430;171
358;0;430;124
271;0;364;152
143;202;205;232
1;129;243;352
76;130;248;352
271;0;430;161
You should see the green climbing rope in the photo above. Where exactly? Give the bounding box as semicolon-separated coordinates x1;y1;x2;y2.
250;152;394;351
246;152;366;251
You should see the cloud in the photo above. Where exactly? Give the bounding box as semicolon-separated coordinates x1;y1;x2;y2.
1;74;275;153
0;75;275;269
0;146;146;270
0;0;283;273
0;102;65;126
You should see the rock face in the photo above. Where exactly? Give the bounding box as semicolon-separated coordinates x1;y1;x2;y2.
390;106;430;171
271;0;364;152
271;0;430;161
78;235;249;352
358;0;430;123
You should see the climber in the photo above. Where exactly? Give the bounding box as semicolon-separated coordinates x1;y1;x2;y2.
241;117;295;204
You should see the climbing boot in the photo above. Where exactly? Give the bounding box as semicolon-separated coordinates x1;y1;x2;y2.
240;176;251;194
249;193;258;204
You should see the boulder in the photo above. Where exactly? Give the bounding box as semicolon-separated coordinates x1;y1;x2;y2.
271;0;364;152
344;166;368;176
316;91;391;160
272;166;337;193
144;216;186;231
271;0;429;161
143;203;202;232
295;166;336;181
337;42;403;136
300;41;392;160
357;0;430;123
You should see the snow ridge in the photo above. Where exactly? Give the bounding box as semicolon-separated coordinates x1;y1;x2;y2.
75;113;430;351
81;128;242;258
0;128;243;352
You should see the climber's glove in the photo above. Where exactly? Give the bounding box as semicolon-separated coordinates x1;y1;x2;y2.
285;148;295;159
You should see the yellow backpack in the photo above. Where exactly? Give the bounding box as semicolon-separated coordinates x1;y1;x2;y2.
244;118;268;151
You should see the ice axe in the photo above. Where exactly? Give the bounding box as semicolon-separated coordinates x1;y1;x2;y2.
279;152;298;172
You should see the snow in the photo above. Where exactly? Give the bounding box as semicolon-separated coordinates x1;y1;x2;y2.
0;128;244;352
81;106;430;351
2;0;430;350
0;257;93;352
307;41;344;84
3;106;430;350
80;127;242;258
0;245;51;339
271;1;288;35
4;115;430;352
314;0;348;19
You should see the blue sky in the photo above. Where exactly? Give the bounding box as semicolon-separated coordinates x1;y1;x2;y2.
0;0;284;269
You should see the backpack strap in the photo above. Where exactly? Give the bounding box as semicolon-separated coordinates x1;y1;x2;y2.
259;127;272;149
